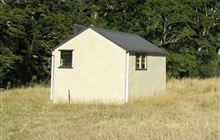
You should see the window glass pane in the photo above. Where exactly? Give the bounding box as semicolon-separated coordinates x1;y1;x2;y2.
60;50;72;67
136;55;141;69
141;55;145;69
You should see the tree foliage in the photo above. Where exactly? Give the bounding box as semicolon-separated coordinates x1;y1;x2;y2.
0;0;220;87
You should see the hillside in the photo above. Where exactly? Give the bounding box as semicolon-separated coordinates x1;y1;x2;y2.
0;78;219;140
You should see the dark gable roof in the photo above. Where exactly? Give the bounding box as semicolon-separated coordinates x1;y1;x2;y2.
90;26;165;55
74;24;88;36
54;25;165;55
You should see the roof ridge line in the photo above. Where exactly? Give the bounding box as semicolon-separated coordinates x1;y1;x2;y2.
89;26;139;37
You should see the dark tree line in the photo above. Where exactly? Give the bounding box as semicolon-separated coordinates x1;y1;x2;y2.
0;0;220;88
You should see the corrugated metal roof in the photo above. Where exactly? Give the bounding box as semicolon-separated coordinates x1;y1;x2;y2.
90;26;165;55
54;25;165;56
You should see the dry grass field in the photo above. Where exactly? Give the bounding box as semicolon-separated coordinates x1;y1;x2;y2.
0;78;219;140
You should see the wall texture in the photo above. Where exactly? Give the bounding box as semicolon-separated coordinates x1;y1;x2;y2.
128;54;166;100
52;29;126;103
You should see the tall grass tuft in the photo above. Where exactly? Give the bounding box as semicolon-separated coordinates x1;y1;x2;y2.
0;78;219;140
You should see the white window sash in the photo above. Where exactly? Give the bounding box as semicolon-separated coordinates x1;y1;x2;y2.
144;56;147;69
139;55;142;69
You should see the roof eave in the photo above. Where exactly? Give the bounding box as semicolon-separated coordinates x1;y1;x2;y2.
52;28;89;51
128;50;166;56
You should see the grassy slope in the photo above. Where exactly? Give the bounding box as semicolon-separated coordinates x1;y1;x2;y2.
0;78;219;140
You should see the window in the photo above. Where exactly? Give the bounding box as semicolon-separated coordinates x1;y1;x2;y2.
59;50;73;68
136;54;147;70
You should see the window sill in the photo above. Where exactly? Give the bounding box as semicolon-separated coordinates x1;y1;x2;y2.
136;69;147;71
58;66;73;69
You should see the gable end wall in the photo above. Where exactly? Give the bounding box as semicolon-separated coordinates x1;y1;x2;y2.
52;29;127;103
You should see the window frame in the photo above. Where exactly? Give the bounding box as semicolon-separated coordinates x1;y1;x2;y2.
58;50;73;69
135;54;147;70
